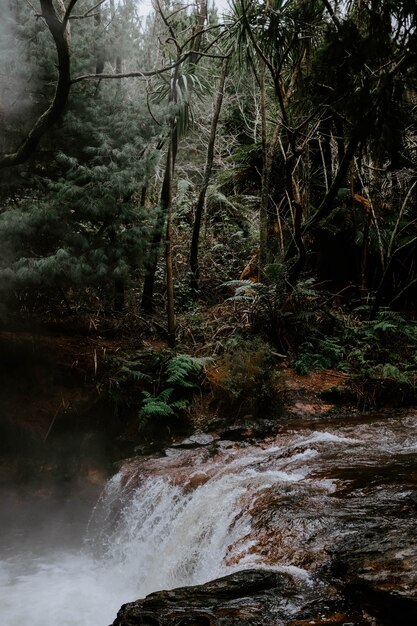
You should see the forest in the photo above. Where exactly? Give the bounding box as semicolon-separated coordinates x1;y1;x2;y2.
1;3;417;626
1;0;417;420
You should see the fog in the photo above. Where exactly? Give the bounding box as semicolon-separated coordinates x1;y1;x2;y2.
0;455;118;626
0;1;41;153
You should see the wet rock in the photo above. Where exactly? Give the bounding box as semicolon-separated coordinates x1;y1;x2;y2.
111;569;297;626
171;433;217;449
331;521;417;625
217;419;278;441
407;489;417;508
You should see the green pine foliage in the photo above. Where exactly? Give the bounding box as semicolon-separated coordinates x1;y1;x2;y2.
0;0;164;314
0;141;155;305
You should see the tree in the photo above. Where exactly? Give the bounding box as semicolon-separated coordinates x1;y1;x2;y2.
189;55;230;292
140;0;214;337
0;0;161;314
0;0;74;170
229;0;326;282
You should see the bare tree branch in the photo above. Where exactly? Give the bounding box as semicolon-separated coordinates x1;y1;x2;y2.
71;53;193;84
63;0;79;29
70;0;107;20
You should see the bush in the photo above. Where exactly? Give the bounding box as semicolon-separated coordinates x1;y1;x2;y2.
205;336;283;419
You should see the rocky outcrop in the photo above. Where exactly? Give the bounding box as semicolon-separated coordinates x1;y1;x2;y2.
110;568;381;626
111;570;297;626
332;518;417;626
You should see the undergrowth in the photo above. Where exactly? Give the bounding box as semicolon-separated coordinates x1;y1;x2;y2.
205;335;283;419
105;350;206;437
292;308;417;408
138;354;206;433
227;273;417;408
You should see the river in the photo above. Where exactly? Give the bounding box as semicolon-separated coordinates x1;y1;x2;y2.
1;411;416;625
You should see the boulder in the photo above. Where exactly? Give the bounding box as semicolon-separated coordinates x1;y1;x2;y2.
111;569;297;626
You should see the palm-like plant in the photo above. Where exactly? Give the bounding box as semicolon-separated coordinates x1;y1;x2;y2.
226;0;326;281
140;0;212;345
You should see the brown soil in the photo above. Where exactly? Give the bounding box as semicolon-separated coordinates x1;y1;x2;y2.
282;366;351;417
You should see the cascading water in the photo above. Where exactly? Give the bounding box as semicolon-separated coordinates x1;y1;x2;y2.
1;412;417;626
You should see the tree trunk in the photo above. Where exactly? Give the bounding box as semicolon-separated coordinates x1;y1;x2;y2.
140;0;207;314
190;57;229;292
141;131;178;313
166;206;176;346
305;119;365;230
0;0;72;169
114;279;125;313
258;68;284;273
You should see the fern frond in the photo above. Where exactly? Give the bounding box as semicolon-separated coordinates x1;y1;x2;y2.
165;354;206;388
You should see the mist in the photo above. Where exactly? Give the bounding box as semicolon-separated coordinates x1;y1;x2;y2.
0;481;120;626
0;1;42;153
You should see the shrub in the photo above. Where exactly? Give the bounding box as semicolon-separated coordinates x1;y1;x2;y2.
205;336;283;419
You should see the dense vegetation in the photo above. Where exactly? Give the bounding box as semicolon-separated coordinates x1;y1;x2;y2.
1;0;417;432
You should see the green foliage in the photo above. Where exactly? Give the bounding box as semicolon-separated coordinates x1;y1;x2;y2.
140;388;188;416
227;273;323;351
0;0;163;315
0;149;152;305
165;354;205;388
138;353;206;433
293;308;417;388
105;349;206;434
293;336;345;376
106;351;159;414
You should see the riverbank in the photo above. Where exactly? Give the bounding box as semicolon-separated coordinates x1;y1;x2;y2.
1;322;417;626
1;316;415;486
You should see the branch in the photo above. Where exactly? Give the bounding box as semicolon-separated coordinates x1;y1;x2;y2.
320;0;342;31
154;0;181;54
181;23;223;51
0;0;71;170
71;53;192;84
63;0;79;30
70;0;107;20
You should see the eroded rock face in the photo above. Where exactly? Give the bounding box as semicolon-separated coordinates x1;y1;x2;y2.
111;570;297;626
332;519;417;626
110;568;379;626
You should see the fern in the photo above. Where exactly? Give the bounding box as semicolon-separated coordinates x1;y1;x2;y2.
378;363;410;383
138;388;189;432
165;354;206;389
136;354;206;433
140;389;188;416
111;355;153;384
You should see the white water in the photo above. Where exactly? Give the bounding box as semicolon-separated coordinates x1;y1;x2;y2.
1;413;416;626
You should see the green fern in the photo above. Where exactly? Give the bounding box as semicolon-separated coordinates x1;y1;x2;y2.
140;389;188;415
165;354;206;389
136;354;206;433
111;355;153;384
138;388;188;432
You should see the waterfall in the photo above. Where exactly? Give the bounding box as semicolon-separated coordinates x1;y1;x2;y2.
1;413;416;626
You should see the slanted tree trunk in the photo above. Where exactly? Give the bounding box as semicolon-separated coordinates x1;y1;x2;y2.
190;56;230;292
141;131;178;314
